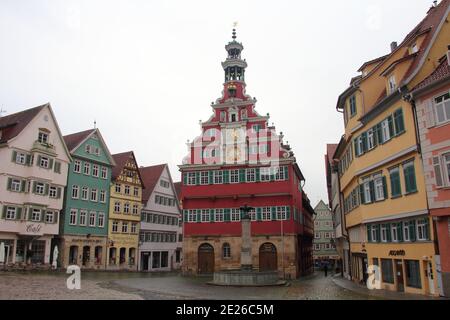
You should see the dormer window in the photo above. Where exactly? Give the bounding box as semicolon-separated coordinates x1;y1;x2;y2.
38;131;49;144
85;145;91;154
410;43;418;54
349;95;357;117
388;75;397;94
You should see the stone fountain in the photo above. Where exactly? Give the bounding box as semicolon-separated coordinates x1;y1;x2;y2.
210;205;286;286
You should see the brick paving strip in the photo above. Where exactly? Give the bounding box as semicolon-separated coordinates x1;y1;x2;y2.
0;272;143;300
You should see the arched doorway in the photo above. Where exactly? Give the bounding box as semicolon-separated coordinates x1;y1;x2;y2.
259;243;277;272
82;246;90;266
198;243;214;274
69;246;78;265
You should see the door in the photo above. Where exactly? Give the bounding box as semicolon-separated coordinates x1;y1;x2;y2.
427;261;435;295
82;246;90;266
259;243;277;272
69;246;78;265
395;259;404;292
141;252;149;271
362;257;368;284
198;243;214;274
435;255;444;296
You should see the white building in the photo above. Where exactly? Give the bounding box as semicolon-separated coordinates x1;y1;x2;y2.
0;104;71;265
138;164;182;271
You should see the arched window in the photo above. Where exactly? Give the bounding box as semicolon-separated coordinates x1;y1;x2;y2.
222;243;231;259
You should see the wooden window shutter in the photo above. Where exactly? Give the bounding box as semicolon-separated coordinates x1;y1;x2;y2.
409;220;416;241
224;170;230;184
11;150;17;163
7;178;12;191
256;207;262;221
255;167;260;182
210;209;215;222
284;166;289;180
224;209;231;222
376;123;383;144
183;210;188;222
369;181;375;203
16;207;22;220
183;173;187;185
57;187;62;199
196;210;201;223
397;222;403;242
388;116;395;137
26;154;33;166
20;180;26;193
44;184;49;196
382;176;388;200
432;157;444;187
286;206;291;220
361;132;368;152
359;184;365;204
425;100;436;128
394;109;405;134
271;207;277;220
239;169;245;183
367;225;372;242
424;218;430;240
375;225;381;242
1;206;6;219
49;158;54;170
208;171;214;184
54;211;59;224
386;223;392;242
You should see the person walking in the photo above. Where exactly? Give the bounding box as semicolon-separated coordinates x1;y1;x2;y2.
323;263;328;277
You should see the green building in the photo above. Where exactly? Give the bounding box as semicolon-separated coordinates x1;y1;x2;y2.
58;129;115;269
313;200;339;268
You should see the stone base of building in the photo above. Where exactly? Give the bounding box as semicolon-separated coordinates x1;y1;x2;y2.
57;235;108;269
138;248;182;271
441;271;450;297
182;234;313;279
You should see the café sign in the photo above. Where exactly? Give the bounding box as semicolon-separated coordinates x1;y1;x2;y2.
20;223;44;236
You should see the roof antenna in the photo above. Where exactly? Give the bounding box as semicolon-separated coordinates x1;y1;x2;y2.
0;106;6;117
94;120;97;129
232;22;238;40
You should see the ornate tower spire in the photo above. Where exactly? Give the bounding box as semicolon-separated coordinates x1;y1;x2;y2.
221;26;248;100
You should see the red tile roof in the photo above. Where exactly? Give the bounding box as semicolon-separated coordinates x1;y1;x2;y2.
326;144;338;163
413;55;450;93
173;182;181;201
0;104;47;143
111;151;144;189
63;129;96;152
139;164;167;203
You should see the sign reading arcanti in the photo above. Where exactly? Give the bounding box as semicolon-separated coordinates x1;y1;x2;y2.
388;250;406;256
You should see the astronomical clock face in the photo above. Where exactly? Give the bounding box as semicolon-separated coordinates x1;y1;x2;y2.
225;145;244;163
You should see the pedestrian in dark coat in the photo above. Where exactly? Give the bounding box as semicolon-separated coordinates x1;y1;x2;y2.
324;263;328;277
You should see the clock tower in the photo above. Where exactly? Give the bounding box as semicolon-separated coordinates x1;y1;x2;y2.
179;29;315;279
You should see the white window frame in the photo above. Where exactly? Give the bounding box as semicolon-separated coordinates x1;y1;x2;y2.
40;156;49;169
276;207;287;221
124;185;130;195
215;209;224;222
36;182;45;195
434;92;450;125
275;167;285;181
101;167;107;179
374;175;384;201
246;168;256;182
115;183;121;193
380;224;387;242
90;189;98;202
187;173;196;185
262;207;271;221
231;208;241;222
45;211;54;223
122;222;128;233
100;190;106;203
188;210;196;222
200;171;209;185
114;201;120;213
381;119;390;142
201;209;210;222
38;131;49;144
81;187;89;200
92;164;99;177
388;75;397;94
444;153;450;186
417;219;427;241
89;212;96;227
98;212;105;228
16;152;26;165
49;186;57;198
363;179;371;204
74;160;81;173
131;222;137;234
124;203;130;214
11;179;21;192
79;210;87;226
371;227;377;242
230;169;239;183
31;209;41;222
132;204;139;215
367;129;375;150
391;224;398;242
403;223;410;242
213;170;223;184
6;207;16;220
112;221;119;233
83;162;90;175
69;209;77;225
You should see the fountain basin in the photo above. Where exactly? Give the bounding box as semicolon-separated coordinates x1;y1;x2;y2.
210;269;286;287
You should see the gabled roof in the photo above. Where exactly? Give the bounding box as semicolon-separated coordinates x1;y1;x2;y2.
363;0;450;86
63;128;116;166
111;151;144;187
173;182;182;201
357;54;389;73
412;54;450;95
0;104;47;144
139;164;167;203
326;144;338;164
63;129;95;151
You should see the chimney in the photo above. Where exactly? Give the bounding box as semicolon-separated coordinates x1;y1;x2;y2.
390;41;398;52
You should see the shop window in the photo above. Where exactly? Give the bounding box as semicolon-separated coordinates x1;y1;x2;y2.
405;260;422;289
381;259;394;284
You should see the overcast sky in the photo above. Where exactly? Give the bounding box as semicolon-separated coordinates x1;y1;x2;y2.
0;0;435;206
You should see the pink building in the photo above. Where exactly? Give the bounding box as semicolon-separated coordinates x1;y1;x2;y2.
411;47;450;297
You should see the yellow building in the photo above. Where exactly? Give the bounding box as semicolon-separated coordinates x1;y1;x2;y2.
107;151;144;270
334;1;449;296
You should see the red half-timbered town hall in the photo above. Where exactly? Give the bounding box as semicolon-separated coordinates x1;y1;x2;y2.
179;29;314;279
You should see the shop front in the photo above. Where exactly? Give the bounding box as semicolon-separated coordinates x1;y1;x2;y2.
367;242;438;296
59;235;108;269
106;233;138;270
